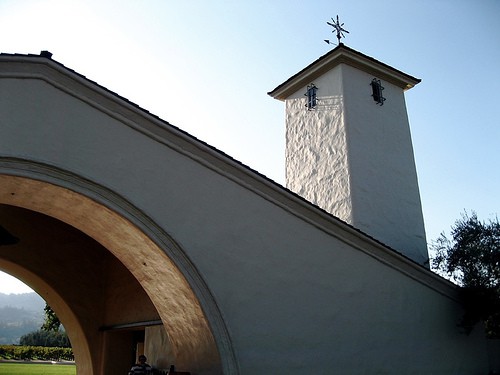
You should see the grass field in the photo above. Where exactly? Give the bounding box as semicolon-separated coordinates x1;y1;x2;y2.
0;362;76;374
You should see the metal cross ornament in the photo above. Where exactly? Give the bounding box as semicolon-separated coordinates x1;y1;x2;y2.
326;15;349;45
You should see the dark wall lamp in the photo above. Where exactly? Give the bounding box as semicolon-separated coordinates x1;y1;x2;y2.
371;78;385;106
305;84;318;110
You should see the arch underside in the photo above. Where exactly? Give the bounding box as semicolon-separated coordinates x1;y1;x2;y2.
0;166;235;375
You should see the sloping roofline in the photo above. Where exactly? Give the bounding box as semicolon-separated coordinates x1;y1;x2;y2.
268;43;421;101
0;51;453;298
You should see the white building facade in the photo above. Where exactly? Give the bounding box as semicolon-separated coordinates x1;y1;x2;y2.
0;49;491;374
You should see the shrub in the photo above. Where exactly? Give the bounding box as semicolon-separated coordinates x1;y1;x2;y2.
0;345;74;361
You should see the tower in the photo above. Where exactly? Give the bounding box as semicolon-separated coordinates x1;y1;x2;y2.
268;44;428;266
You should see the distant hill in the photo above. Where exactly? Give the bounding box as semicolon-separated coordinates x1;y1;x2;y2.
0;292;45;344
0;292;45;311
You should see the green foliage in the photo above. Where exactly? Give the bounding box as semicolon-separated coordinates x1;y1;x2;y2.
0;362;76;375
432;212;500;338
0;344;73;361
20;329;70;348
41;304;61;332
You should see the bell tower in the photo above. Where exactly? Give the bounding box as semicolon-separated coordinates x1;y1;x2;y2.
268;44;428;266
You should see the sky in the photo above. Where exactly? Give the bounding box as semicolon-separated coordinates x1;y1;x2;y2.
0;0;499;294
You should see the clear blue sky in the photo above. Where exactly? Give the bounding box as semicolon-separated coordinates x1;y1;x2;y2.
0;0;499;293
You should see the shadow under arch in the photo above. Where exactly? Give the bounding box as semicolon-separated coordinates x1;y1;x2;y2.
0;158;238;375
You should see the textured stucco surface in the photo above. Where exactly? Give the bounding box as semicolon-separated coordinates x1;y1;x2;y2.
0;57;489;374
286;94;352;222
145;325;174;370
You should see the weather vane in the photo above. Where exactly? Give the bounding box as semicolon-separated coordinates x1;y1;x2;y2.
325;15;349;45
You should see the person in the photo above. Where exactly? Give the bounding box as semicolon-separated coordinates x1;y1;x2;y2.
129;354;153;375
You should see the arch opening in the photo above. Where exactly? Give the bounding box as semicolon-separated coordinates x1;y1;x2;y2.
0;173;233;375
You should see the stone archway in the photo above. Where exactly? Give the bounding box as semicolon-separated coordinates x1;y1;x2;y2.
0;164;237;375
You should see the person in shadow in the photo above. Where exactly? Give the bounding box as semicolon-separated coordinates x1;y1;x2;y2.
129;354;153;375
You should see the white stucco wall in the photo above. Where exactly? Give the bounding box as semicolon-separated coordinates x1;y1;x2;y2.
285;63;428;265
342;64;428;265
0;59;489;374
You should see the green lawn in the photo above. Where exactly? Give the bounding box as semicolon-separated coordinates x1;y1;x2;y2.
0;362;76;374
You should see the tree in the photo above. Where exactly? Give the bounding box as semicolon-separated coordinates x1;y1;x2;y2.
20;329;71;347
41;303;61;332
18;303;71;348
432;212;500;338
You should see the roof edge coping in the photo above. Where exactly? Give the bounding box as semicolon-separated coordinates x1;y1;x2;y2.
268;43;421;101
